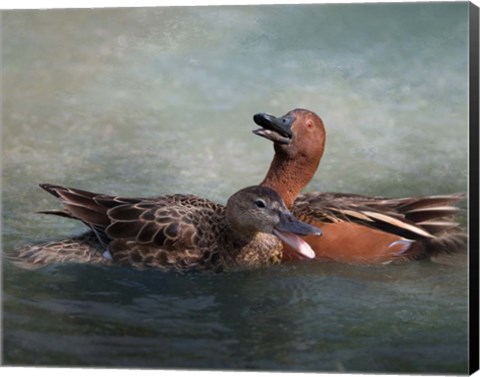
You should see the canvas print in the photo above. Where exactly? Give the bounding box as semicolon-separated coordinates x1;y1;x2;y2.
2;1;475;374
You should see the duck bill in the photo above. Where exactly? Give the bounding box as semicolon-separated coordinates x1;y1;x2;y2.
272;212;322;259
252;112;295;145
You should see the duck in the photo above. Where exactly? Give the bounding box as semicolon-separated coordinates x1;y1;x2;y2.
10;184;322;272
252;108;467;264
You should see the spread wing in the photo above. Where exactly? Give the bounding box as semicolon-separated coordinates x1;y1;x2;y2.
293;192;465;240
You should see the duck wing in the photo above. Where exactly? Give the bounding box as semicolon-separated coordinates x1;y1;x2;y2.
293;192;465;240
38;184;225;270
38;183;147;247
16;184;224;270
105;195;226;270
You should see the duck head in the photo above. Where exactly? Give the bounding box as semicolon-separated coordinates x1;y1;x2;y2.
225;186;322;259
253;109;326;208
253;108;326;160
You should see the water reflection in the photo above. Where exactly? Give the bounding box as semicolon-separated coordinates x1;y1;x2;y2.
2;3;469;373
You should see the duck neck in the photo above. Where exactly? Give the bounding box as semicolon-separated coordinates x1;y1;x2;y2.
220;227;282;270
260;152;319;209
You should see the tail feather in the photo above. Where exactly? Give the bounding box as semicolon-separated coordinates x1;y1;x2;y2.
367;193;466;240
395;193;465;213
409;230;468;260
417;221;461;235
359;210;435;239
7;232;108;269
40;183;99;201
398;228;468;264
426;231;468;254
404;206;460;223
39;183;111;225
37;183;116;248
36;210;76;219
63;203;109;226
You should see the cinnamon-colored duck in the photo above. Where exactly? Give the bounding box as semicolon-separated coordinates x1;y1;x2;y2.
253;108;467;264
11;184;321;272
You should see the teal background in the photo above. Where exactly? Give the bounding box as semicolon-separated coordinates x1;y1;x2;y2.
2;3;469;373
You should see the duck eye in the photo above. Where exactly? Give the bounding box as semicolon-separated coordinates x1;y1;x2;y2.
254;199;267;208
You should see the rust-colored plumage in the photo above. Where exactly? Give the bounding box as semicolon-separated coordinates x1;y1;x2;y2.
253;109;467;264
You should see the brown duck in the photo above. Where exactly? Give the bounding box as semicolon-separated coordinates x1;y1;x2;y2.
253;108;467;264
11;184;321;272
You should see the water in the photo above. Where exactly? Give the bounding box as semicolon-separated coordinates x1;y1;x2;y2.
2;3;469;373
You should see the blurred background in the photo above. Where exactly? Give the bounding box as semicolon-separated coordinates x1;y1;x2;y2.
2;3;470;373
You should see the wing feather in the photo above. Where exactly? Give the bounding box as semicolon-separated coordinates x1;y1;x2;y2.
293;191;465;240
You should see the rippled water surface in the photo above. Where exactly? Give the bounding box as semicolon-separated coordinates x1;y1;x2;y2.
2;3;470;373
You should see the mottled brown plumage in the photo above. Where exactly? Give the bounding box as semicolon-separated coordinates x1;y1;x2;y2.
10;185;321;272
253;109;467;264
11;232;107;270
